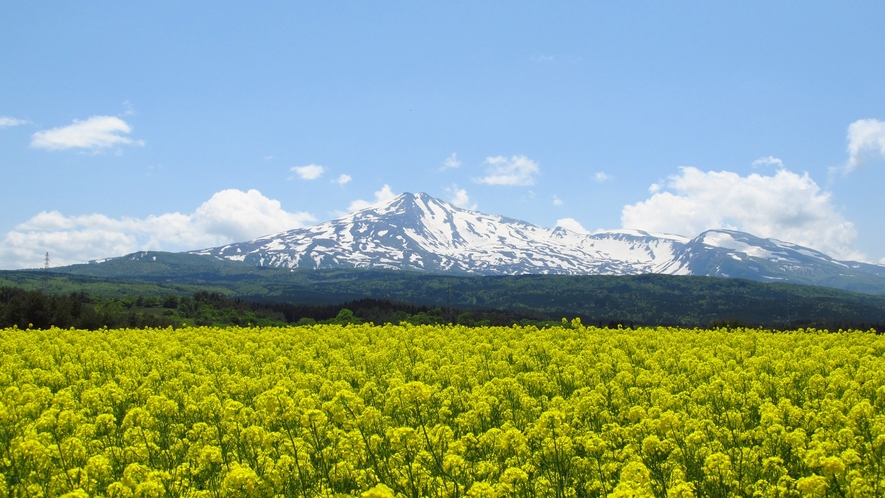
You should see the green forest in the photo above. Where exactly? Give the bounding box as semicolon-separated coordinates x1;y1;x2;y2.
4;251;885;330
0;287;572;331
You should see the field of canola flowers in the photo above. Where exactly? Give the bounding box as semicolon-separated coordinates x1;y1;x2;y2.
1;322;884;497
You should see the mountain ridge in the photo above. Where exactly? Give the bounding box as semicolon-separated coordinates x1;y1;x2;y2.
181;192;885;293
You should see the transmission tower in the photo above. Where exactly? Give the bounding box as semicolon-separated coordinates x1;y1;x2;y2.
42;252;49;292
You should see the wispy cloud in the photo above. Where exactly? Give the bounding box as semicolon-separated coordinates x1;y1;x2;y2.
594;172;611;182
552;195;563;206
530;52;581;63
290;164;326;180
333;174;352;185
122;100;136;116
346;185;397;212
31;116;144;151
752;156;784;168
474;155;539;186
441;153;461;170
556;218;589;234
0;189;316;269
0;116;28;128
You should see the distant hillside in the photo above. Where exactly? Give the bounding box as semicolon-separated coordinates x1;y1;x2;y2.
183;192;885;294
4;252;885;329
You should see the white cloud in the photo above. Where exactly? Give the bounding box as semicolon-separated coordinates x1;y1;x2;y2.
843;118;885;173
649;183;661;193
552;195;563;206
0;116;28;128
441;153;462;170
752;156;784;168
31;116;144;150
346;185;397;212
333;174;352;185
290;164;326;180
0;189;315;269
556;218;590;234
192;189;316;241
474;155;539;186
594;172;611;182
621;166;862;260
446;186;477;210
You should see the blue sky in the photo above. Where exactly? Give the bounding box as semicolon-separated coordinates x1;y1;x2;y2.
2;2;885;268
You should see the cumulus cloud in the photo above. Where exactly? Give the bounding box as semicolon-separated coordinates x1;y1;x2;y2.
0;189;315;269
192;189;316;241
552;195;563;206
31;116;144;150
621;167;862;260
752;156;784;168
0;116;28;128
346;185;397;212
333;174;352;185
290;164;326;180
843;118;885;173
594;172;611;182
556;218;590;234
446;186;477;210
474;155;539;186
441;153;462;170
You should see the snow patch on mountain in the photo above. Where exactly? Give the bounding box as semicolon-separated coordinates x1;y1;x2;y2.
189;192;884;288
700;231;779;260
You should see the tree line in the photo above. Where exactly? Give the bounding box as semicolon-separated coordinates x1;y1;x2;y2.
0;287;564;330
3;285;881;332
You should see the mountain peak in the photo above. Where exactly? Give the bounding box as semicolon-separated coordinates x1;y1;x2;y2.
348;191;441;217
387;191;435;208
186;192;885;292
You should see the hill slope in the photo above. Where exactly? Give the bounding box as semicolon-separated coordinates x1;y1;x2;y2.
8;255;885;328
183;192;885;293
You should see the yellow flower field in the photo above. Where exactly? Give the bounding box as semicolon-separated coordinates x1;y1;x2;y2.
1;323;884;497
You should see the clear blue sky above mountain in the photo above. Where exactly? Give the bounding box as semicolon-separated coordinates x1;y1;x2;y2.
2;2;885;268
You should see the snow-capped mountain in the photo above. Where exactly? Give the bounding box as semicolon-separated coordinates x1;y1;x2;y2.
190;192;690;275
189;192;885;291
675;230;885;292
